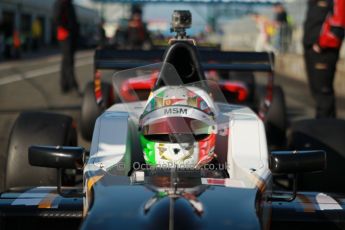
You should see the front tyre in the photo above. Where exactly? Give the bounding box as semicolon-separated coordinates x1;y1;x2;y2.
265;86;287;147
4;112;77;191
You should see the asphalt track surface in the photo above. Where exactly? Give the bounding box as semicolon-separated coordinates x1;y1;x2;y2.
0;49;344;192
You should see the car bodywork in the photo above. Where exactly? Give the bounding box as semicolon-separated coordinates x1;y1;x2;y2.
1;40;344;230
81;99;270;229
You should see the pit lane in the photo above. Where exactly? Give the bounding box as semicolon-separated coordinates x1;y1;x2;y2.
0;50;344;192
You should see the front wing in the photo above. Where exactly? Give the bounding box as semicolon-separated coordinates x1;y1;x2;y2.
0;187;82;229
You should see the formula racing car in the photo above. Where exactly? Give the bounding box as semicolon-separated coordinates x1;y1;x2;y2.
1;10;345;230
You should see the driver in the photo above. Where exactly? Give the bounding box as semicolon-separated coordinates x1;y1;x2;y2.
139;86;217;168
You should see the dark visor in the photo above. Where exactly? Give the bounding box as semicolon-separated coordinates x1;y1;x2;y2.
141;117;212;135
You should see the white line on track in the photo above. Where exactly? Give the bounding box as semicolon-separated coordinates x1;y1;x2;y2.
0;59;93;86
0;51;93;71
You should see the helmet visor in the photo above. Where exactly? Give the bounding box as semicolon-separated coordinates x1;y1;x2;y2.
142;117;214;136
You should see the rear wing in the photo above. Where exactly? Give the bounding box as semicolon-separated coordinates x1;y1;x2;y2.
94;48;275;72
93;48;275;111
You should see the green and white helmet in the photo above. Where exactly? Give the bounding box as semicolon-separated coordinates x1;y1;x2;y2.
139;86;217;168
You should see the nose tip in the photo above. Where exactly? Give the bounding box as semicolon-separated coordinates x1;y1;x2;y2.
173;148;180;154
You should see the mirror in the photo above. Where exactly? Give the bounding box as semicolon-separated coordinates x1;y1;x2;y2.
269;150;326;202
29;145;84;169
269;150;326;174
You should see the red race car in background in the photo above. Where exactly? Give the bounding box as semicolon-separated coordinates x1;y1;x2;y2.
119;71;249;103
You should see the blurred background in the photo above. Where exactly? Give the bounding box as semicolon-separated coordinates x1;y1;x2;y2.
1;0;344;54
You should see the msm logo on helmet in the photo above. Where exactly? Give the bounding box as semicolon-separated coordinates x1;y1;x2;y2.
164;107;188;115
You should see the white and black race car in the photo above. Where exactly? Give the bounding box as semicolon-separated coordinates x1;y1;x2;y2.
1;10;345;230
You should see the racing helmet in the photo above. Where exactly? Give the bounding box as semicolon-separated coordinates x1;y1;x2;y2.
139;86;217;168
